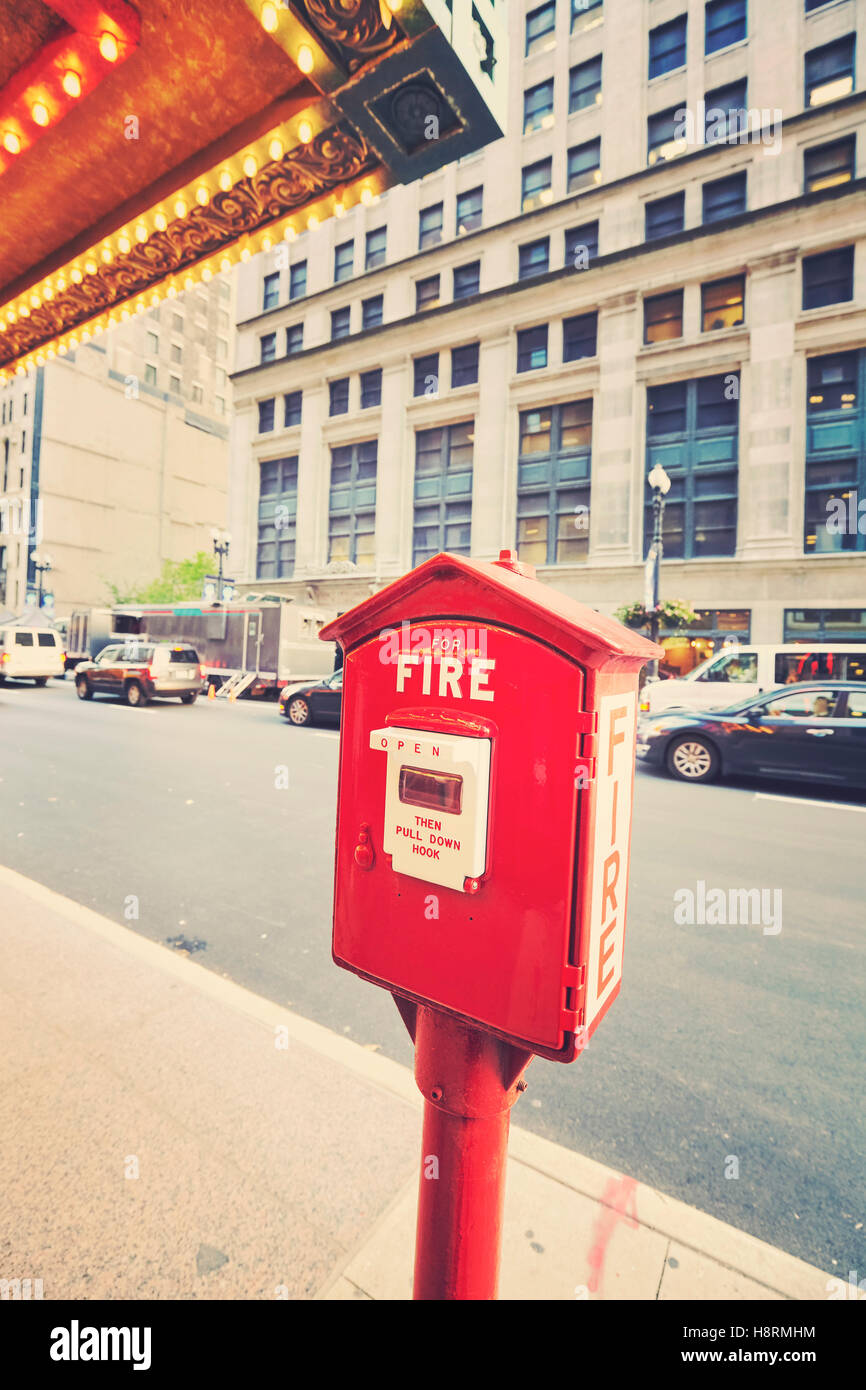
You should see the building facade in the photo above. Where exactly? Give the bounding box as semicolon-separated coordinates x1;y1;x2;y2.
228;0;866;666
0;278;233;615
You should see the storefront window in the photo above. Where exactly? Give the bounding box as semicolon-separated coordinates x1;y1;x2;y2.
658;608;751;677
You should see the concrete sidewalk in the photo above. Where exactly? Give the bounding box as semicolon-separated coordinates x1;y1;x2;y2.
0;864;839;1301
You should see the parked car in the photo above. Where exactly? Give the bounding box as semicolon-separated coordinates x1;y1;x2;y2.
74;641;203;706
278;668;343;726
636;681;866;788
0;624;65;684
640;643;866;716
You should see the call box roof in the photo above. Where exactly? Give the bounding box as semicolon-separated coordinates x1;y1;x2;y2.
320;551;664;672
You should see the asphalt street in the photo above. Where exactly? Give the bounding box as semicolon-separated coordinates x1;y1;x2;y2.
1;677;864;1277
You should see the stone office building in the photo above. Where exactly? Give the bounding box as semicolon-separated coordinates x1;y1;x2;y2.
0;280;232;615
228;0;866;669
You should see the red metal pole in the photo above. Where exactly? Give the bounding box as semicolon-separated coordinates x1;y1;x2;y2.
412;1005;532;1300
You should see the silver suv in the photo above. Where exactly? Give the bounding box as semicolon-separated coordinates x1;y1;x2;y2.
75;642;203;706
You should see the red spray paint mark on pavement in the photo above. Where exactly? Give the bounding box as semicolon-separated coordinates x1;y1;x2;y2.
586;1176;639;1295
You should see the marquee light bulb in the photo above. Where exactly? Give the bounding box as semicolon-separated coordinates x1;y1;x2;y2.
3;130;21;154
297;45;314;74
31;102;50;127
297;119;313;144
154;212;167;231
62;70;82;99
99;31;119;62
269;138;283;161
219;169;232;191
260;2;278;32
196;186;209;206
243;154;257;178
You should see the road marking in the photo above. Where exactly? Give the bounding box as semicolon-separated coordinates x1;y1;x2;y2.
754;793;866;814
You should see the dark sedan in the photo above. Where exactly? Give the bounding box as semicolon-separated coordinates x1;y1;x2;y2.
636;681;866;787
278;668;343;726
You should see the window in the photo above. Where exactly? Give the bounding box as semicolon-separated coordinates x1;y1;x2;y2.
172;313;184;333
644;291;683;344
334;240;354;283
360;369;382;408
519;238;550;280
704;79;748;144
702;276;745;331
284;391;302;427
569;56;602;112
524;79;554;133
413;423;473;565
805;136;856;193
802;246;854;309
452;343;479;388
414;353;439;397
517;326;548;373
705;0;746;56
645;191;684;240
169;374;181;394
289;262;307;300
258;398;275;432
286;324;304;354
329;440;377;567
416;275;441;312
784;608;866;642
329;378;350;416
216;339;228;360
526;2;556;57
456;187;483;235
146;330;159;353
521;158;552;212
257;456;298;579
365;227;386;270
806;35;855;106
702;170;747;222
648;106;686;164
517;401;592;566
191;384;203;404
563;313;597;361
567;138;601;191
215;396;225;414
170;343;183;365
565;221;599;264
571;0;602;27
331;306;351;340
419;203;444;249
645;374;740;558
263;272;280;310
145;363;157;386
260;332;276;363
453;262;481;300
362;294;384;329
804;351;866;554
649;16;687;78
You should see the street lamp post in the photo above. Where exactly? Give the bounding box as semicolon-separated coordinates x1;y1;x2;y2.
211;529;231;599
646;464;671;677
31;550;54;609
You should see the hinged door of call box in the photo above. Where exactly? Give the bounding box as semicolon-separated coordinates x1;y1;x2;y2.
333;620;585;1055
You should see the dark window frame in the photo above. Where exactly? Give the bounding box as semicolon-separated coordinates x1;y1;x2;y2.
516;400;593;567
413;422;474;565
328;439;378;568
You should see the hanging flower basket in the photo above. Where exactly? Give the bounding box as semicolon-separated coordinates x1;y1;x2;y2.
614;599;698;632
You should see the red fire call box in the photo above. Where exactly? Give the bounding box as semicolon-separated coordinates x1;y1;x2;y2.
320;551;661;1062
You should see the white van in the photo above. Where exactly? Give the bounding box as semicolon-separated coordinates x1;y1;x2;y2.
641;644;866;715
0;625;66;685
